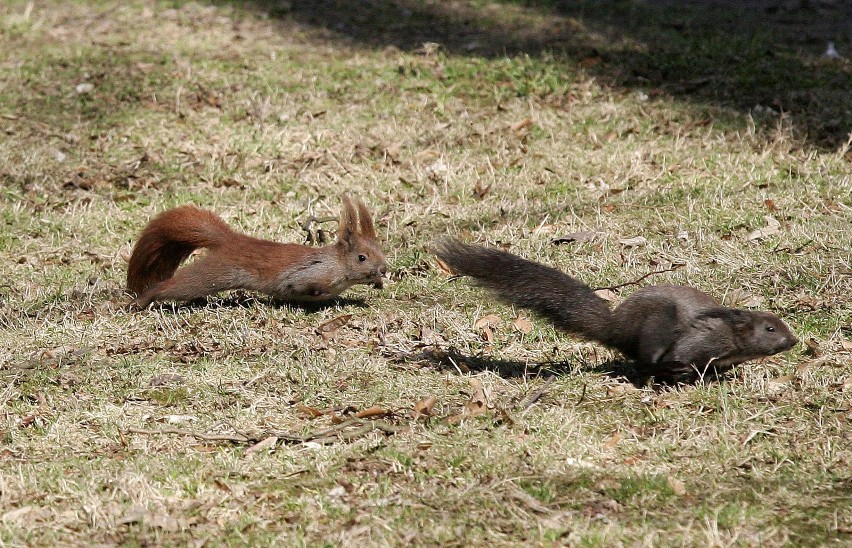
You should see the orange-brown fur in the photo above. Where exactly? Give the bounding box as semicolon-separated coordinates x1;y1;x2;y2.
127;195;386;308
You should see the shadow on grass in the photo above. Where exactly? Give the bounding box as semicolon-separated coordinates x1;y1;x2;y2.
393;346;579;378
133;291;369;313
222;0;852;150
391;346;733;387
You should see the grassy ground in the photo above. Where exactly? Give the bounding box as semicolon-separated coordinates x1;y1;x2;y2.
1;0;850;545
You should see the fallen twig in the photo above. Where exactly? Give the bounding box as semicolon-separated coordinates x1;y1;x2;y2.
125;417;406;448
517;376;556;411
594;264;684;292
301;215;338;244
125;427;251;443
576;383;588;406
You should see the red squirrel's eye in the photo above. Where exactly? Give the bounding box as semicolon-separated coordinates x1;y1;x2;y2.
358;254;367;262
766;325;775;332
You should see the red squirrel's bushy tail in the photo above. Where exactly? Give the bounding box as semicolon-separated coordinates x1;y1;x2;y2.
434;240;616;345
127;206;233;294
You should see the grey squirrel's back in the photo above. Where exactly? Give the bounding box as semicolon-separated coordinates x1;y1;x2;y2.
611;285;722;363
614;285;720;327
621;285;719;308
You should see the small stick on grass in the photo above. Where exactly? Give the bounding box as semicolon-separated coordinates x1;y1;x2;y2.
125;427;252;443
301;215;338;244
125;417;407;447
517;376;556;411
594;264;684;292
576;383;588;406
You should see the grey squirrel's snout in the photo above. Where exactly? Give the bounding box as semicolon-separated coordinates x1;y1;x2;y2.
780;332;798;351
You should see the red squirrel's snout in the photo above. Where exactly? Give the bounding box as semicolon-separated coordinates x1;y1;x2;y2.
372;264;388;289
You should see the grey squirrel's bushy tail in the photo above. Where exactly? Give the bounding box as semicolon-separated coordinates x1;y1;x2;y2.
434;240;616;345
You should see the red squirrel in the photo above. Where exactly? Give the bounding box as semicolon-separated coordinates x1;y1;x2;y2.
435;240;798;382
127;195;386;308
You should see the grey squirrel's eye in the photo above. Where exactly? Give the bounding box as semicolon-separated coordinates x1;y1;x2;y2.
358;254;367;262
766;325;775;332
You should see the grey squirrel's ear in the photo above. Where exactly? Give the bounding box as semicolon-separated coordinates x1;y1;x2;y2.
356;198;376;239
337;193;357;246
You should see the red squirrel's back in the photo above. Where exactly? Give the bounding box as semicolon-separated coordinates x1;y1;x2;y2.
127;206;234;294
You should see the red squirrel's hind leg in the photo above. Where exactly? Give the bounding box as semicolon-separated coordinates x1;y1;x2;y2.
129;257;242;309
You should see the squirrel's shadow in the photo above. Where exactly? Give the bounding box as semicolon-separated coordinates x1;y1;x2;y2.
391;347;577;379
393;347;728;387
137;291;369;314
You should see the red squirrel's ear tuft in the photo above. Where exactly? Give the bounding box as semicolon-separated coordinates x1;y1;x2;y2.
338;193;357;245
355;198;376;239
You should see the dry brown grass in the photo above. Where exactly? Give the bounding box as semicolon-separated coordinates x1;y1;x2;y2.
1;0;850;545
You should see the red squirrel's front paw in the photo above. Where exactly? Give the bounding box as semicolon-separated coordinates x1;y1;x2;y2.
126;296;151;311
309;288;335;300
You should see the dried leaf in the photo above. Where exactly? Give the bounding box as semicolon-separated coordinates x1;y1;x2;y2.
512;315;533;334
355;406;387;419
495;406;515;426
115;509;145;526
383;143;402;162
667;476;687;496
511;117;534;132
414;148;440;162
803;337;822;357
606;383;639;396
741;429;774;446
474;314;501;329
724;288;765;308
594;289;619;302
418;324;438;344
148;374;185;387
603;431;623;449
480;325;494;344
770;374;795;384
425;160;449;179
317;314;352;339
473;180;493;200
767;374;795;396
146;512;181;532
747;215;781;241
435;256;454;274
796;361;814;374
296;404;326;418
444;413;465;425
464;378;488;417
1;506;38;525
245;435;278;455
163;414;197;425
413;395;437;418
579;55;603;67
618;236;647;247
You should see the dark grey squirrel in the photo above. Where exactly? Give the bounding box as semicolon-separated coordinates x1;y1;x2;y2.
434;240;798;382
